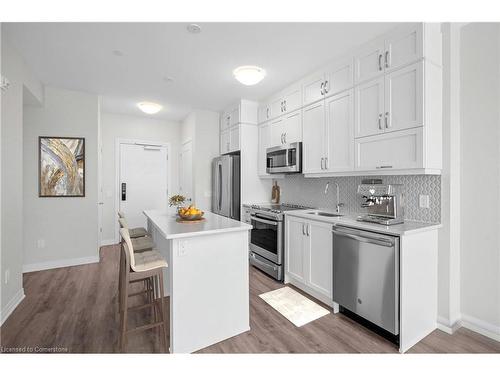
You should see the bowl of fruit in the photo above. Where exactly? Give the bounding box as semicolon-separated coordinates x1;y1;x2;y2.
177;205;204;221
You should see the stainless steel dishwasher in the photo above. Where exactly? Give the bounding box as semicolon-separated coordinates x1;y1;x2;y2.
332;224;400;335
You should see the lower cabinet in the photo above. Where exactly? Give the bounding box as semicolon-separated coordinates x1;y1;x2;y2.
285;216;333;305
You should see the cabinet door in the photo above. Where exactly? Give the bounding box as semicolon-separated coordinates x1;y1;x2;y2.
305;220;333;298
283;110;302;144
355;127;423;171
384;62;423;133
283;84;302;113
258;122;270;176
302;101;326;173
325;90;354;172
270;117;285;147
221;112;231;131
325;57;354;97
285;217;306;282
354;77;384;138
385;23;423;72
354;37;385;83
302;72;326;106
230;107;240;127
269;96;284;120
229;125;240;152
258;104;271;124
220;130;230;154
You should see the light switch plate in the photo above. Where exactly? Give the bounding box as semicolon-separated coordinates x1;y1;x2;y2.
419;194;430;209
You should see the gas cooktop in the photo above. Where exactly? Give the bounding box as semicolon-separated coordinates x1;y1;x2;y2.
249;203;312;214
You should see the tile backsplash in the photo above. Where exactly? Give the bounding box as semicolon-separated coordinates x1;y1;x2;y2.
276;174;441;224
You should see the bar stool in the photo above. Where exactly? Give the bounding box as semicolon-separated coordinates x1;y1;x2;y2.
117;211;148;238
119;228;168;352
118;218;154;252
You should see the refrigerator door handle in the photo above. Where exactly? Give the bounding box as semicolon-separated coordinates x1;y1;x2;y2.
218;162;222;211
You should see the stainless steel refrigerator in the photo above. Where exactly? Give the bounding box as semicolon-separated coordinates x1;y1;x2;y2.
212;154;240;220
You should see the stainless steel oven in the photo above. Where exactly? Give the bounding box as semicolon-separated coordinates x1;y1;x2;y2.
250;213;283;265
266;142;302;174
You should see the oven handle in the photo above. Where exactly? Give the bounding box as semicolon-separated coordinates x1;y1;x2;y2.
250;253;278;271
250;215;278;226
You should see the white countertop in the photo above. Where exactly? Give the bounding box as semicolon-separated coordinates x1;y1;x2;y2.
143;209;252;240
285;209;442;236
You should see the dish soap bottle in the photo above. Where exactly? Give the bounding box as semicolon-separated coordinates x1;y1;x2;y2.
271;180;280;204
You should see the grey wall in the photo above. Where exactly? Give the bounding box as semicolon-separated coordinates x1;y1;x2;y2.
277;174;441;223
100;112;181;244
1;36;43;322
23;87;99;270
459;23;500;330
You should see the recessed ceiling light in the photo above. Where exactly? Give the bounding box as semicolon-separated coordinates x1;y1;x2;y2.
233;65;266;86
137;102;163;114
187;24;201;34
112;50;123;57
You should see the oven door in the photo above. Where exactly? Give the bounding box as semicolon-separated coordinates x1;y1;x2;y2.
249;215;282;264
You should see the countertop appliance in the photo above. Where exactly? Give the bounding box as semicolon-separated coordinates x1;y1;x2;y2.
212;154;240;221
245;203;311;281
332;224;400;335
266;142;302;174
356;184;404;225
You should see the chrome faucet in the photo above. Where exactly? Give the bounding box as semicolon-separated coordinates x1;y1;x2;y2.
324;182;344;213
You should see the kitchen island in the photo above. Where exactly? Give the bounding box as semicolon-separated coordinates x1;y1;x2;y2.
143;209;252;353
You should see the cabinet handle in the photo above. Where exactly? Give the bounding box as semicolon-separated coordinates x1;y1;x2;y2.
324;157;328;170
385;50;390;68
320;157;324;170
284;133;287;144
378;54;383;71
302;223;306;235
320;82;325;95
324;80;329;94
306;224;310;236
378;113;383;130
281;134;284;144
266;107;270;118
284;100;287;112
385;112;390;128
376;165;393;169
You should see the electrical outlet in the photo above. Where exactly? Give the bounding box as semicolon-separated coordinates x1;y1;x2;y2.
419;194;430;209
37;239;46;249
5;269;10;284
178;241;187;256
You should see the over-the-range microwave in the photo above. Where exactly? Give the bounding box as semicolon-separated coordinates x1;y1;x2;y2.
266;142;302;174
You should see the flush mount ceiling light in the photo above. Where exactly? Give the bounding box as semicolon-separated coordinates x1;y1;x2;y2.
233;65;266;86
187;24;201;34
137;102;163;114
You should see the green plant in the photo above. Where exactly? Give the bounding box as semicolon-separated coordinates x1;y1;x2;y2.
169;194;186;207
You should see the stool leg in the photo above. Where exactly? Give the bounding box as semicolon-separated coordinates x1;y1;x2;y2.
118;250;124;313
120;272;129;352
158;270;168;352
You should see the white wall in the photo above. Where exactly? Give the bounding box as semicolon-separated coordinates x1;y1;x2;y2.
1;35;43;323
100;112;181;244
180;110;219;211
459;23;500;339
23;87;99;271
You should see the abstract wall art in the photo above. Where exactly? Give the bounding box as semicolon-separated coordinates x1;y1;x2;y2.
39;136;85;197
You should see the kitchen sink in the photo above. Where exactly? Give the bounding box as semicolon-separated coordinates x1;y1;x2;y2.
307;211;343;217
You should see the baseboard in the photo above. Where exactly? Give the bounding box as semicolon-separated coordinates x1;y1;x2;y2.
23;255;100;273
437;315;462;334
461;314;500;342
0;288;25;326
100;239;118;247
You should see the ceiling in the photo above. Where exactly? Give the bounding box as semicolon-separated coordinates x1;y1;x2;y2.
4;22;399;121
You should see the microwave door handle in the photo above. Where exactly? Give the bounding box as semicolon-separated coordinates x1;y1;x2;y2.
251;215;278;226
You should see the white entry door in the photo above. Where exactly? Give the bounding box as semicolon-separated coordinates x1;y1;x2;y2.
179;140;193;204
119;142;168;233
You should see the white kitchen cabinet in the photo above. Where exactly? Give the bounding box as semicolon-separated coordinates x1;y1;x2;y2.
221;111;231;131
384;23;423;72
354;37;385;84
258;122;270;176
385;62;423;132
229;125;240;152
302;101;326;173
302;72;326;106
285;216;307;283
220;129;230;154
258;104;271;124
282;84;302;113
285;217;333;304
325;90;354;172
230;107;240;127
269;95;284;121
354;76;385;138
355;127;423;171
305;220;333;298
270;117;285;147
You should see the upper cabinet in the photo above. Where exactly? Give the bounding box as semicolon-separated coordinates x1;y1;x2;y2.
354;37;386;84
220;100;258;155
264;83;302;122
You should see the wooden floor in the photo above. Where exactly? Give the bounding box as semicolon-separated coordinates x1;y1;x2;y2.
1;245;499;354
